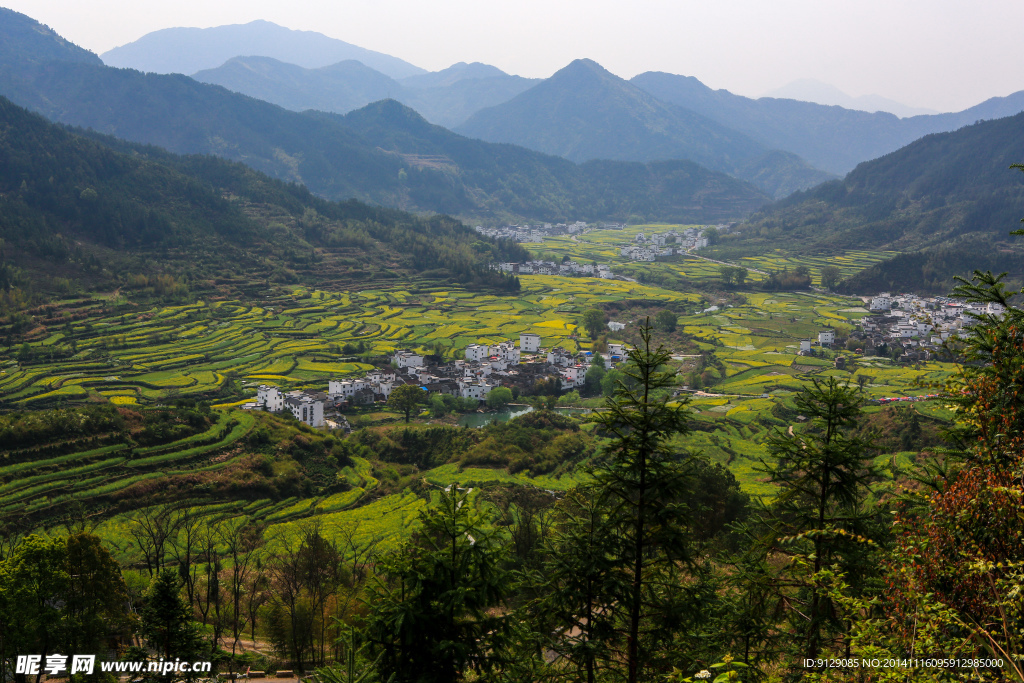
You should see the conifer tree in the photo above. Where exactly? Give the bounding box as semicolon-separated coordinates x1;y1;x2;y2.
364;486;508;683
587;320;695;683
748;376;881;661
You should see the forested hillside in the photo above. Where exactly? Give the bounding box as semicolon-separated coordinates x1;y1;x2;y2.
0;9;768;224
457;59;834;198
0;95;525;305
723;112;1024;291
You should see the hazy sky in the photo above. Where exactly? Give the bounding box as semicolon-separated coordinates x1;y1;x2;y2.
7;0;1023;112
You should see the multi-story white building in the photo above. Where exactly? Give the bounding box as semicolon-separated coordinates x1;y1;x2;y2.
492;340;521;365
465;344;491;362
285;391;324;428
520;333;541;353
255;385;284;412
459;379;498;402
393;350;424;369
869;294;892;312
329;378;371;400
547;347;575;367
818;329;836;345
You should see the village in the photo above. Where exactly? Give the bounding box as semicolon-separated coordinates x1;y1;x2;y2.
242;333;629;429
493;260;619;278
849;291;1005;362
472;220;622;242
618;226;714;261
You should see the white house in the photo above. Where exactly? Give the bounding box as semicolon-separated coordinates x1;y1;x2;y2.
818;329;836;345
547;348;575;367
465;344;491;362
285;391;325;428
255;385;284;412
799;340;812;353
608;343;627;360
520;333;541;353
393;350;424;369
459;379;498;402
561;363;589;387
869;294;892;312
492;341;521;365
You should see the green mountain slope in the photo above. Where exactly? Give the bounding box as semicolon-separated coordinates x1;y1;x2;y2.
456;59;834;198
0;7;102;67
632;71;1024;176
0;95;526;300
729;113;1024;292
331;99;770;222
0;9;768;224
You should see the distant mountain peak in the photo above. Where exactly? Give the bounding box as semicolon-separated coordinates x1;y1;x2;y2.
556;58;611;77
100;21;426;79
398;61;516;89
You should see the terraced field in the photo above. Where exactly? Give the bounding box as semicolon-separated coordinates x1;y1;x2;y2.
2;274;956;564
3;278;695;407
523;225;898;286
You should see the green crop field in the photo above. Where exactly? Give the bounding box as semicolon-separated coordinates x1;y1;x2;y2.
1;277;699;407
523;225;898;287
1;265;957;567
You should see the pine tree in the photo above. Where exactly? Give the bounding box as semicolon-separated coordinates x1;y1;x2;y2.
587;320;695;683
140;571;203;663
749;376;881;661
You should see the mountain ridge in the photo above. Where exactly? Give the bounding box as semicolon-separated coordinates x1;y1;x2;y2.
193;55;538;129
0;8;770;224
632;71;1024;175
101;20;426;79
456;58;834;198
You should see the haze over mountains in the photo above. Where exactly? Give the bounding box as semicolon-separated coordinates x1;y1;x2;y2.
96;19;1024;202
456;59;833;199
100;20;426;79
763;79;939;118
0;8;770;224
192;57;538;129
3;3;1024;292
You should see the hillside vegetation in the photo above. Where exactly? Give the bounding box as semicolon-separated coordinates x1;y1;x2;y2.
717;113;1024;292
0;95;525;308
0;9;769;225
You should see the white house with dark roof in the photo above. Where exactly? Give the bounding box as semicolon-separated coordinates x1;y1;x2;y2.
520;333;541;353
393;350;423;369
284;390;324;428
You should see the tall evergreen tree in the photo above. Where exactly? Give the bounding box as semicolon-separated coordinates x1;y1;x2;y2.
364;486;508;683
141;571;203;663
588;320;695;683
747;376;881;662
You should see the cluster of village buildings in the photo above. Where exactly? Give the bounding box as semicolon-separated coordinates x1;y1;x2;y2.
473;221;624;242
619;227;714;261
243;333;628;428
834;292;1004;362
493;261;618;278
